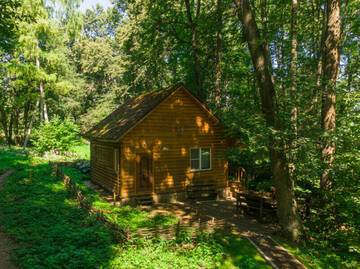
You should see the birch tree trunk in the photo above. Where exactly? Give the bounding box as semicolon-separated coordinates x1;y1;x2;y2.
234;0;302;241
23;98;40;151
320;0;341;190
36;56;49;123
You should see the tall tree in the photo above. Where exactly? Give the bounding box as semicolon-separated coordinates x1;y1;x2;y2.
215;0;223;108
234;0;302;241
288;0;298;180
320;0;341;190
184;0;204;99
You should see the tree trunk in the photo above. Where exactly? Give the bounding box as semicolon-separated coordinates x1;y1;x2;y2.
289;0;298;177
185;0;204;99
234;0;302;241
8;113;13;145
320;0;341;190
13;109;20;146
0;108;9;145
306;4;326;117
23;98;40;151
23;100;30;144
36;55;49;123
215;0;223;108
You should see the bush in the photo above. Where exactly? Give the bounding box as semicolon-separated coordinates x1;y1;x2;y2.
32;117;80;155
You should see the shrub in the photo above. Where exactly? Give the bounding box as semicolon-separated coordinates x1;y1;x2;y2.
32;117;80;155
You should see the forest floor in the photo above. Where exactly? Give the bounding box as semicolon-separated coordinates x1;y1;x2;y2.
0;170;17;269
140;201;306;269
0;149;271;268
86;178;305;269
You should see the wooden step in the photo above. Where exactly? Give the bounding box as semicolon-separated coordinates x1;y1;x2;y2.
187;187;218;200
136;195;154;205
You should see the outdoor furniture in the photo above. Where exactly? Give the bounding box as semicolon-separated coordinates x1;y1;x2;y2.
235;191;277;218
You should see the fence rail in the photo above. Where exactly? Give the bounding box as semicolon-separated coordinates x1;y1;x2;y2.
51;162;129;242
50;162;234;242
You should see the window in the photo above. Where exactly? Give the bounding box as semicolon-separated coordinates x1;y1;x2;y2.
114;149;119;174
190;148;211;171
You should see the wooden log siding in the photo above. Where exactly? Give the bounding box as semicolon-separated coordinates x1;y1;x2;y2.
120;87;228;197
91;142;121;194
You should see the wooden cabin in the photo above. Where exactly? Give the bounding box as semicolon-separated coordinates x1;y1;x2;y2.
86;83;229;204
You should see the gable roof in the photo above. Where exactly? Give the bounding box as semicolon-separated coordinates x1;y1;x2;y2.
86;83;218;142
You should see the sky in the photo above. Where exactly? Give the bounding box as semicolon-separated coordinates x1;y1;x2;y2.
79;0;113;13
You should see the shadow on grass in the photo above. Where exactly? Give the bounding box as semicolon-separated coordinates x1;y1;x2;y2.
0;150;271;268
0;148;30;174
62;166;178;231
214;234;270;269
0;151;115;268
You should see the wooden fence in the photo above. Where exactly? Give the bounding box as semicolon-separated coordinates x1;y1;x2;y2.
51;162;235;242
135;218;235;240
51;162;129;242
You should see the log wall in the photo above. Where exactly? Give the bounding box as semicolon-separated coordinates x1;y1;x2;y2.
90;141;121;193
120;87;228;197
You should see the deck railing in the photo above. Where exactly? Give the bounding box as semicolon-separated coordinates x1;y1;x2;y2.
228;166;246;182
228;166;250;191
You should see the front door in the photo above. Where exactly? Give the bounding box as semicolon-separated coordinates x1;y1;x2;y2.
136;153;153;194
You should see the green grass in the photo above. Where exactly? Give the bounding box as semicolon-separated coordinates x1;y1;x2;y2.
69;143;90;160
0;151;113;268
272;235;360;269
0;147;29;174
110;234;270;269
0;149;271;268
62;166;178;230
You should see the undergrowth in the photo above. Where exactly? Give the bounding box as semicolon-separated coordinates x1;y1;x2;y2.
0;149;270;268
61;166;178;230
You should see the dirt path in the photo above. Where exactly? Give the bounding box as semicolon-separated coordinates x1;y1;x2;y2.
143;200;306;269
82;175;305;268
0;170;14;184
0;170;17;269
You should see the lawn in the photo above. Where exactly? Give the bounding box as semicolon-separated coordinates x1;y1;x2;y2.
0;149;270;268
68;142;90;160
271;235;360;269
61;166;179;230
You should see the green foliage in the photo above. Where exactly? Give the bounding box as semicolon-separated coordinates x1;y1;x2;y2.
274;234;360;269
62;167;178;230
69;142;90;160
0;134;6;145
0;147;29;174
110;233;270;269
0;0;24;50
0;151;113;269
0;0;359;266
32;117;80;155
0;150;270;268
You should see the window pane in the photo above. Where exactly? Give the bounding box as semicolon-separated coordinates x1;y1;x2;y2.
190;148;200;159
191;159;200;170
201;148;210;169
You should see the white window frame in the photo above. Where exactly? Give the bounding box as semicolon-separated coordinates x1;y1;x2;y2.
190;147;211;171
